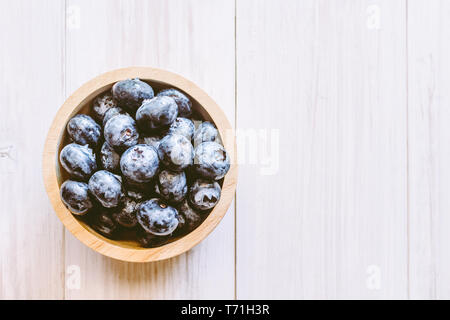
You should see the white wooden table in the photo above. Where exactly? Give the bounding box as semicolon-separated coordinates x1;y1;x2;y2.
0;0;449;299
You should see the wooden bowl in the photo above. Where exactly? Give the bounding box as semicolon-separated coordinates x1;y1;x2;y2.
42;67;237;262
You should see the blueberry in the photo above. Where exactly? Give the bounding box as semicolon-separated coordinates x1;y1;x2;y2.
111;196;139;228
188;179;221;211
126;189;146;201
67;114;101;147
193;121;221;147
104;114;139;152
100;141;120;173
168;117;195;140
156;169;187;203
88;170;123;208
157;88;192;117
60;180;93;215
120;144;159;183
123;178;154;200
136;96;178;132
137;228;171;248
102;106;129;127
177;199;202;231
60;143;97;181
137;198;179;235
193;142;230;180
112;78;154;114
157;134;194;171
138;134;162;149
90;210;117;238
92;92;117;123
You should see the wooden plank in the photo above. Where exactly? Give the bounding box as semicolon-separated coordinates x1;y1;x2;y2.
0;0;65;299
63;0;235;299
236;0;408;299
408;0;450;299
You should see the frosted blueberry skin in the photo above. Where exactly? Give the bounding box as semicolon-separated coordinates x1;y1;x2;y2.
193;142;230;180
126;189;146;201
102;106;129;127
138;134;162;150
123;181;147;200
60;180;93;215
137;228;171;248
111;196;139;228
67;114;101;147
123;178;154;200
100;141;120;173
157;134;194;171
177;199;202;232
90;210;117;238
168;117;195;140
156;170;187;203
88;170;123;208
136;96;178;132
137;198;179;236
112;78;154;114
193;121;221;147
120;144;159;184
60;143;97;181
188;179;221;211
92;92;117;123
157;88;192;117
104;114;139;152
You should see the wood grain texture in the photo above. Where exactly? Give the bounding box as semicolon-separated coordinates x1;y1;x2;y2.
0;0;65;299
63;0;235;299
236;0;408;299
408;0;450;299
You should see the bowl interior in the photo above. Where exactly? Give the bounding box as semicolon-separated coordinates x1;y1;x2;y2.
56;79;222;249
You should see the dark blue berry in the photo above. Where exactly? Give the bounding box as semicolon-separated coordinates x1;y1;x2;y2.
88;170;123;208
188;179;221;211
136;96;178;132
112;78;154;114
60;180;93;215
168;117;195;140
193;142;230;180
137;198;179;235
193;121;221;147
90;210;118;238
102;106;129;127
123;178;154;200
157;88;192;117
137;228;171;248
60;143;97;181
177;199;202;232
138;134;162;149
157;134;194;171
67;114;101;147
100;141;120;173
111;196;140;228
92;92;117;123
120;144;159;183
104;114;139;152
156;169;187;203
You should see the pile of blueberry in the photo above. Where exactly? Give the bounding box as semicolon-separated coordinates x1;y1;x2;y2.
59;78;230;247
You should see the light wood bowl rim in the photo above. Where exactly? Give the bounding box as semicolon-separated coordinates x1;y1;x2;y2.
42;67;237;262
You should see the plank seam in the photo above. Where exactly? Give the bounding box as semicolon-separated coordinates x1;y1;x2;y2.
406;0;411;300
